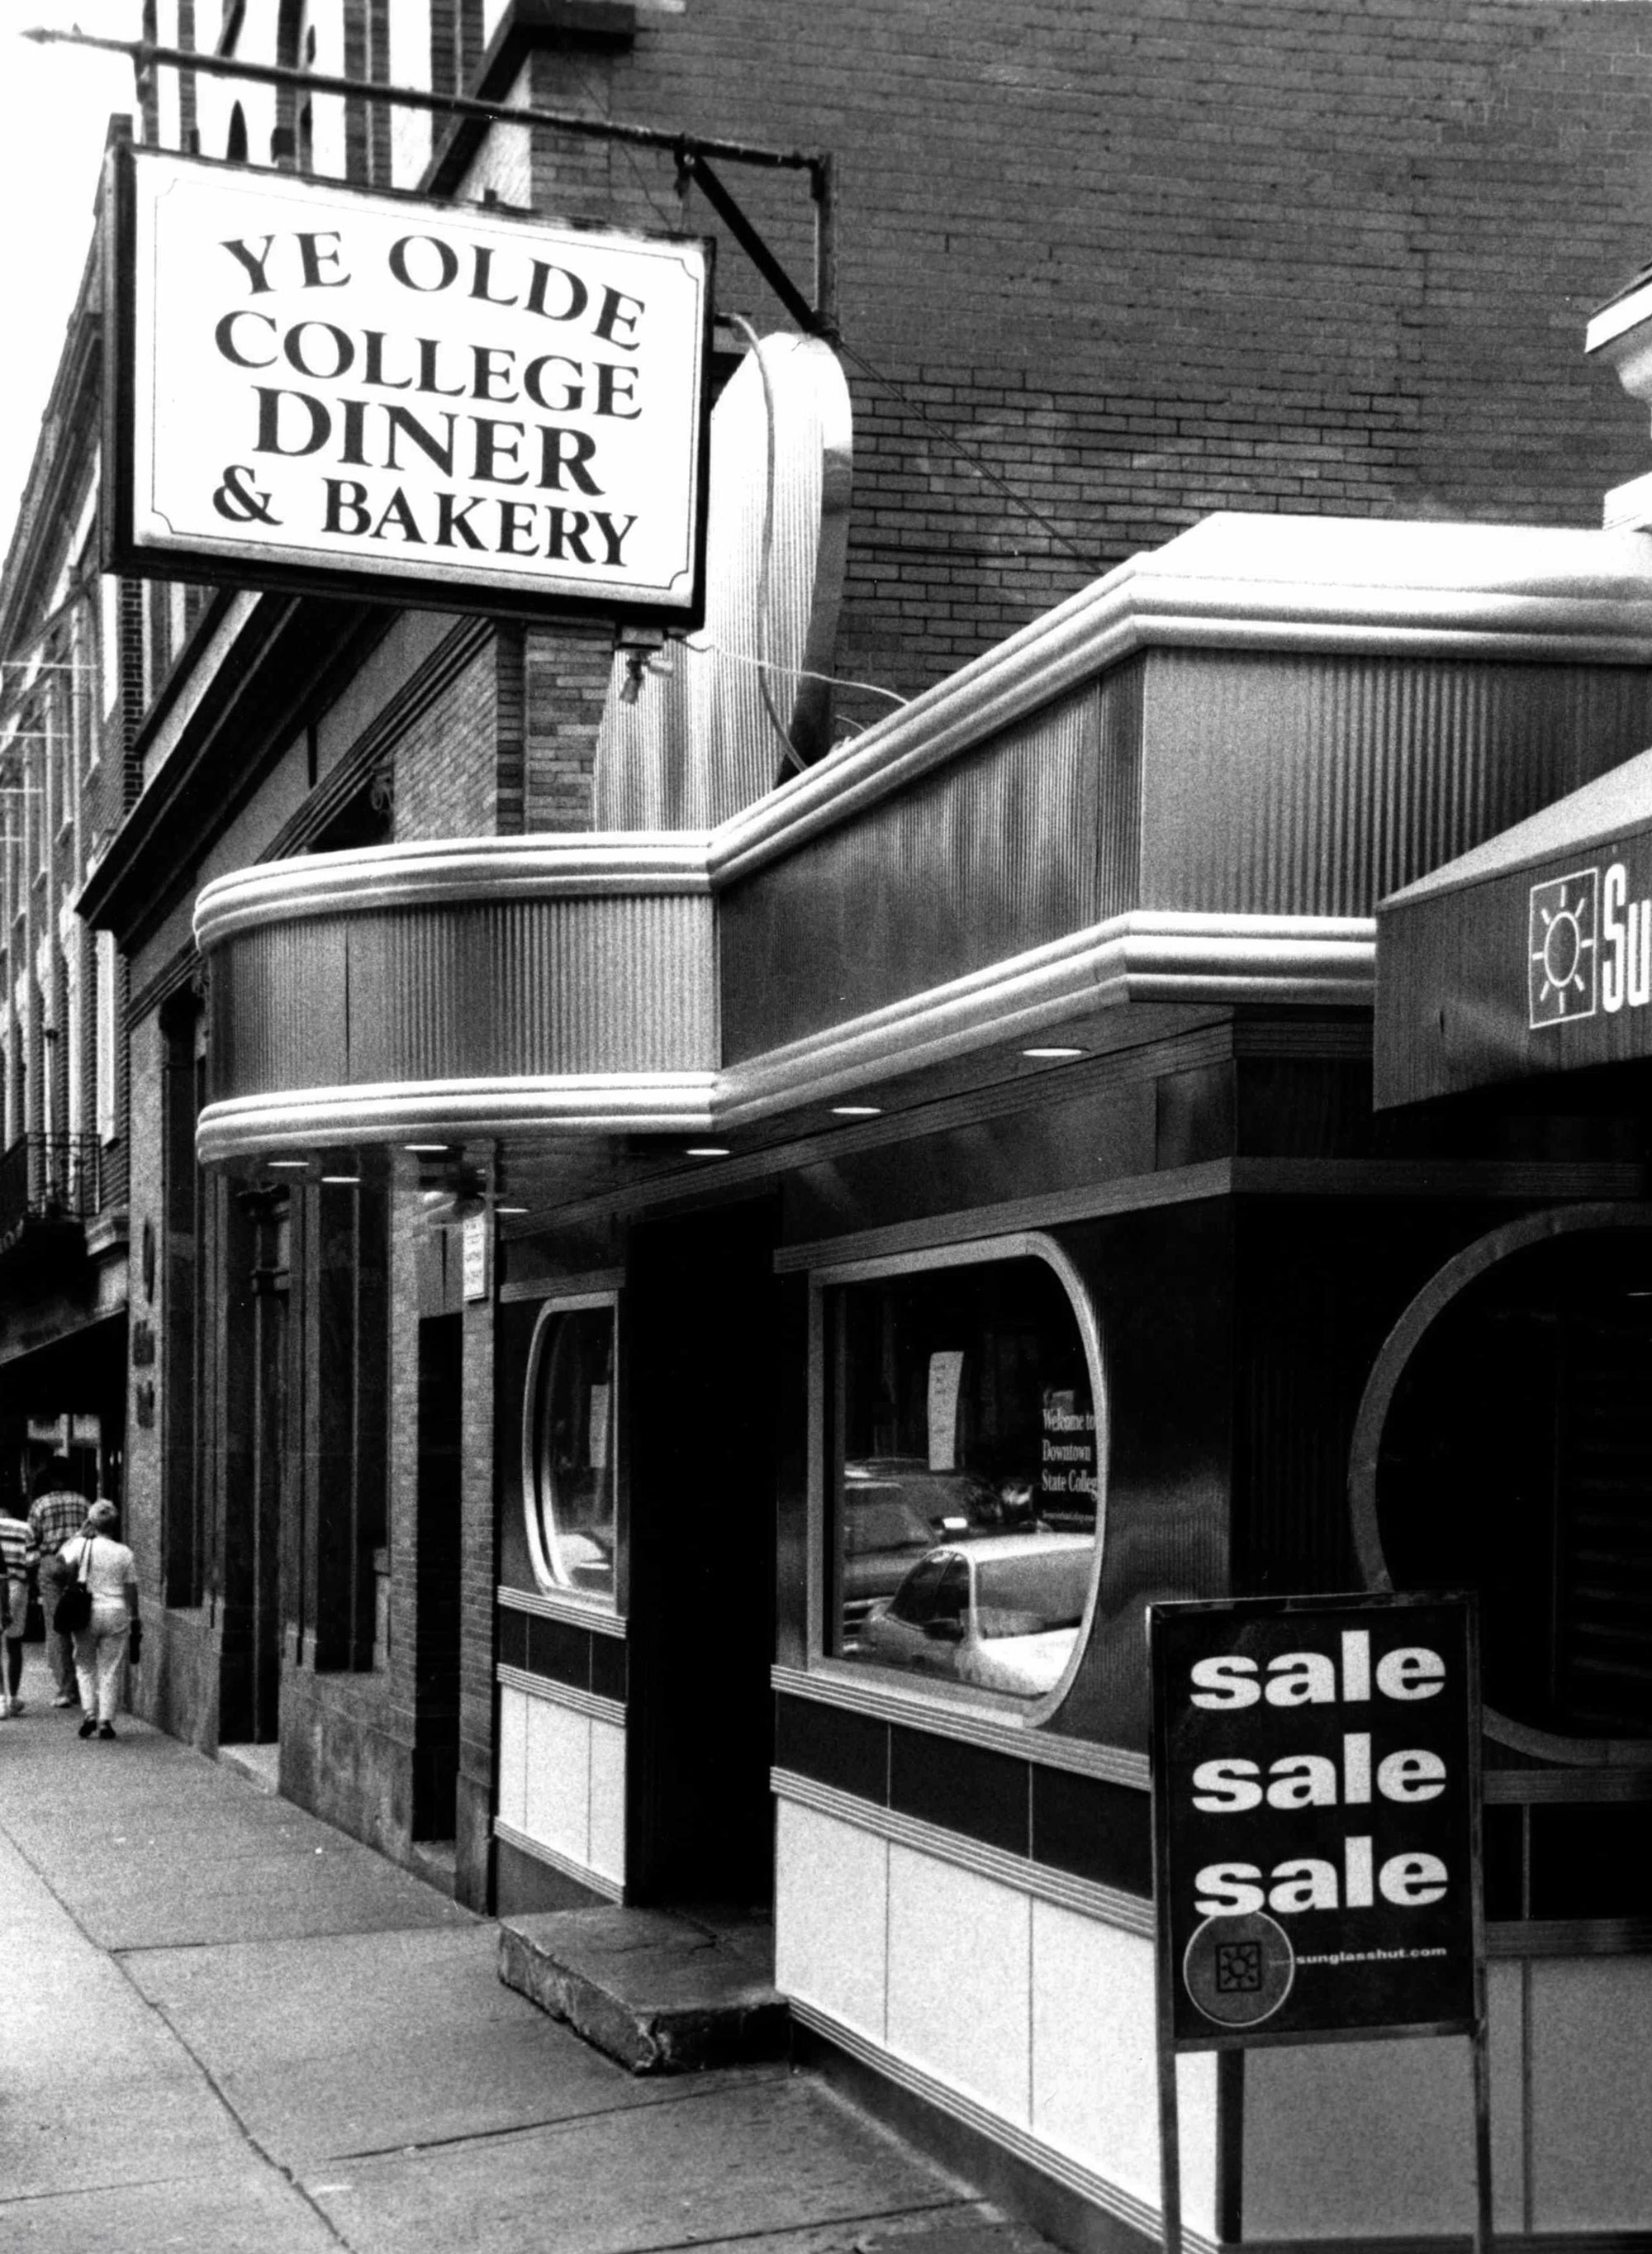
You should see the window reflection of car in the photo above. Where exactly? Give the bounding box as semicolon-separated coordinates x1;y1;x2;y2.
842;1491;939;1641
858;1533;1094;1700
843;1457;1004;1535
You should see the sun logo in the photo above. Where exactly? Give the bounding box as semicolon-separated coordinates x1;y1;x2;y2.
1529;870;1598;1028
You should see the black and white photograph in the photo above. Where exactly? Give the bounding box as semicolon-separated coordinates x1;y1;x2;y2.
2;3;1650;2249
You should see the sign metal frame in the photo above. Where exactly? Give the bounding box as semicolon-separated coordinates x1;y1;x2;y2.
1147;1591;1491;2254
102;140;716;631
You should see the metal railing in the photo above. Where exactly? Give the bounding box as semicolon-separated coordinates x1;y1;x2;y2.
0;1133;102;1249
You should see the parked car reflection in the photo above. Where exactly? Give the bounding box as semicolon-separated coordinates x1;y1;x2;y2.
857;1533;1094;1699
842;1489;939;1640
841;1458;1027;1644
843;1457;1004;1534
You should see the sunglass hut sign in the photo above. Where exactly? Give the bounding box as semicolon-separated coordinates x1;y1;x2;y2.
108;146;712;623
1528;853;1652;1030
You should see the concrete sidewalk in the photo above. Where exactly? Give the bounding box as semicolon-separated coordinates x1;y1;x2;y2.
0;1651;1053;2254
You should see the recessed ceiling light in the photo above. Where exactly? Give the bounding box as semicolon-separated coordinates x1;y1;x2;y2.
686;1146;729;1158
267;1158;310;1170
831;1104;883;1117
1022;1046;1086;1059
404;1143;450;1153
496;1204;529;1215
320;1174;360;1185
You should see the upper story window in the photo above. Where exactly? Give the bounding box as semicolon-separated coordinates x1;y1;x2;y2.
818;1238;1103;1710
523;1295;617;1605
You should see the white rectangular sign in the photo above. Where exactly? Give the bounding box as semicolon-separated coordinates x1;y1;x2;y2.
462;1212;489;1302
107;145;712;623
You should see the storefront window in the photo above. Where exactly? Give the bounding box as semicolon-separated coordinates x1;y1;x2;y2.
524;1299;616;1604
824;1246;1100;1704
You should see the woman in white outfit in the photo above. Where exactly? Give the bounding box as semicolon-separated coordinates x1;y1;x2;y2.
60;1500;140;1739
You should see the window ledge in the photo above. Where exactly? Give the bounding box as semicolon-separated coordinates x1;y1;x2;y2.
773;1661;1149;1790
496;1581;625;1637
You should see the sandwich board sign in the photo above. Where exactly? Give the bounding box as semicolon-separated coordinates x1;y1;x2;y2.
103;142;713;627
1147;1592;1488;2254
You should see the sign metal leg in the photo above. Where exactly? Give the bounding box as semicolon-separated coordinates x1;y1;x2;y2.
1470;2015;1494;2254
1156;1979;1183;2254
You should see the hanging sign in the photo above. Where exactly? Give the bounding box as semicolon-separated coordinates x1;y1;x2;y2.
1149;1592;1483;2050
104;143;714;626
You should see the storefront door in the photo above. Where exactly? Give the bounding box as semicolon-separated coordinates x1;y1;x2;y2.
624;1201;780;1907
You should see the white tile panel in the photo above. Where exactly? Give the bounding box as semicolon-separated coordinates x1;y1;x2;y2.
1487;1960;1525;2233
1529;1956;1652;2230
1028;1905;1217;2233
775;1802;888;2042
1244;2031;1478;2237
522;1695;591;1865
1174;2051;1218;2238
886;1845;1031;2126
496;1683;529;1834
587;1717;628;1888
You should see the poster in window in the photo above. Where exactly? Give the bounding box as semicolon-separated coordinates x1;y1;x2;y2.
927;1350;965;1470
588;1381;610;1471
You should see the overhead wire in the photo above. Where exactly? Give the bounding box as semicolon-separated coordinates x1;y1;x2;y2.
831;335;1106;580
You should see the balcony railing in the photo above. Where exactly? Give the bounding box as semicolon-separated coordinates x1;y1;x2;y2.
0;1134;102;1252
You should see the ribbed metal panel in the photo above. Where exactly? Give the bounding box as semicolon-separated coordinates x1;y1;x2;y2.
215;920;349;1101
209;895;715;1104
720;688;1101;1061
1094;654;1145;920
1140;651;1652;916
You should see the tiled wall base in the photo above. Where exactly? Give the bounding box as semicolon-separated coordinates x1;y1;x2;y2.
495;1676;625;1898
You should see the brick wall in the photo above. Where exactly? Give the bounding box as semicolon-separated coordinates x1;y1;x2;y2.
496;0;1652;723
390;635;499;840
520;625;610;833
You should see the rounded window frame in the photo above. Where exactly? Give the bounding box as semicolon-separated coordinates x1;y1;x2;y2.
1348;1201;1652;1766
521;1288;620;1612
810;1229;1108;1730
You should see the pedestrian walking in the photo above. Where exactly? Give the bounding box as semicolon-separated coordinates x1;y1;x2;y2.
59;1501;139;1740
26;1459;88;1709
0;1494;29;1715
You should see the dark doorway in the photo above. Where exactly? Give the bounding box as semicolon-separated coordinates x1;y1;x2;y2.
249;1258;286;1743
224;1186;285;1745
414;1310;463;1838
624;1200;779;1907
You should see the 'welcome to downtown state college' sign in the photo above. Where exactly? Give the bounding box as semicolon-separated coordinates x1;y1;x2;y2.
105;144;714;625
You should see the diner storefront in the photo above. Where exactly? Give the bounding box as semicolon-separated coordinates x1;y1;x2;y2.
192;507;1652;2248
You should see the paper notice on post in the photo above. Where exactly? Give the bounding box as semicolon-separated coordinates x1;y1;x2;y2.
927;1351;965;1471
589;1384;611;1470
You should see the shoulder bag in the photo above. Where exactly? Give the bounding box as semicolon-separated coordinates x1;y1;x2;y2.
52;1536;94;1636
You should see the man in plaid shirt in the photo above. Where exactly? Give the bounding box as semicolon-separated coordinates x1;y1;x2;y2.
26;1459;91;1709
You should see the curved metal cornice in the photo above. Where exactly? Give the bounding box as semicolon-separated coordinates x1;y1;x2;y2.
191;509;1640;1163
194;833;715;946
192;905;1373;1161
196;838;721;1162
197;1073;719;1163
710;515;1652;885
717;912;1375;1124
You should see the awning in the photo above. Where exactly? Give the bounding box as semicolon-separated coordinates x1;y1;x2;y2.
1375;744;1652;1108
0;1305;127;1400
